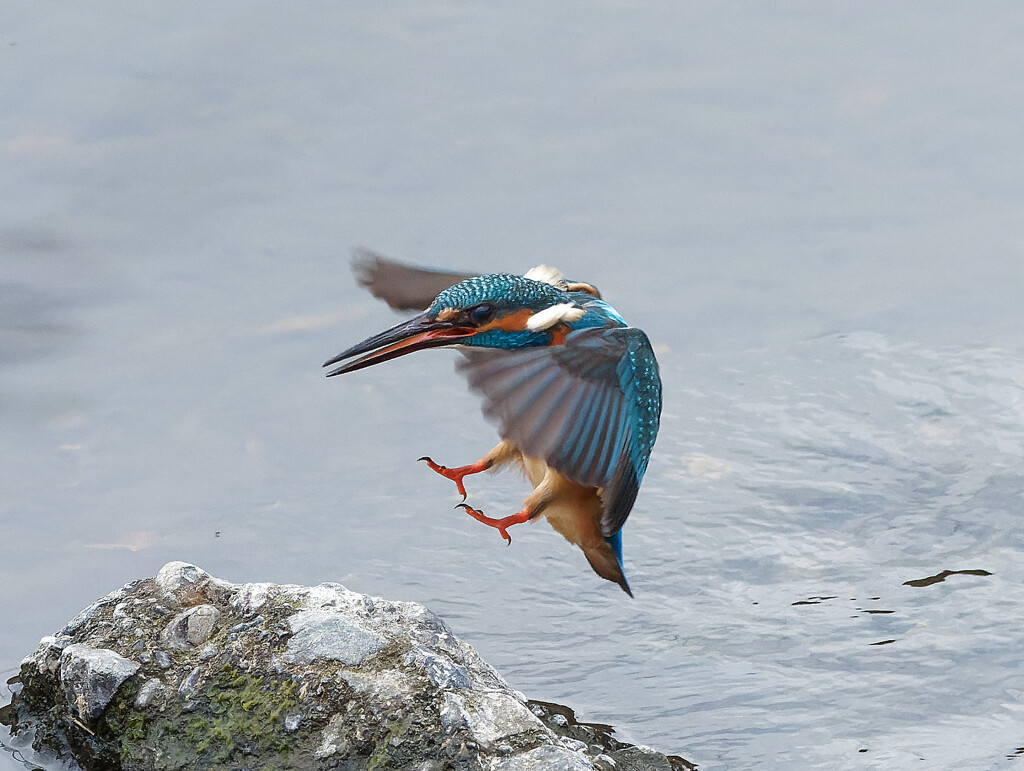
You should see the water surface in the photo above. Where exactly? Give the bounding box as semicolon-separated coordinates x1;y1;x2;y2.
4;4;1024;769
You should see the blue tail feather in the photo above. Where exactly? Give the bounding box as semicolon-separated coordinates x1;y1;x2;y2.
604;531;631;595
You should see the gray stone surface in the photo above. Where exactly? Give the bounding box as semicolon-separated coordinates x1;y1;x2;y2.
133;678;164;709
160;604;221;649
614;746;678;770
492;744;596;771
442;691;545;748
59;644;140;722
405;643;472;690
284;608;387;665
4;562;691;771
154;561;209;606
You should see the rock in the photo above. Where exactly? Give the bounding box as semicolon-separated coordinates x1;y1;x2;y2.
177;666;202;697
442;691;546;748
3;562;692;771
493;744;596;771
284;608;386;665
154;561;210;606
404;642;472;690
611;745;677;770
198;643;218;661
229;582;272;616
133;679;164;709
160;604;221;649
60;644;140;722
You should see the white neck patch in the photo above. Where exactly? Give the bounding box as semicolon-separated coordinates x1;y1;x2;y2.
526;302;585;332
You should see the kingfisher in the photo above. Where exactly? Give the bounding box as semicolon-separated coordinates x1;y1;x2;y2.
323;251;662;595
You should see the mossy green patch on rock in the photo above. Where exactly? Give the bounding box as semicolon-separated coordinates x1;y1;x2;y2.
105;666;304;771
366;713;413;770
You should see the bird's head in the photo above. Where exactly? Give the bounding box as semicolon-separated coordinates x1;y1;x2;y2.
324;271;585;375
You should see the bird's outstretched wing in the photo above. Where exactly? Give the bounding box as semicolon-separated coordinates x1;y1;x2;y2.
352;249;476;312
458;327;661;536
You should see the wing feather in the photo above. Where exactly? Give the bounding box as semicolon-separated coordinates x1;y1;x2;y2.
352;249;476;312
457;327;661;536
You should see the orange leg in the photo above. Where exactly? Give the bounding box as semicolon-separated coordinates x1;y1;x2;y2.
456;503;531;545
418;456;492;500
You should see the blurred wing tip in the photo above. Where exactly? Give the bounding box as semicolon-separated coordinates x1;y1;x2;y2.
347;249;478;312
350;247;385;283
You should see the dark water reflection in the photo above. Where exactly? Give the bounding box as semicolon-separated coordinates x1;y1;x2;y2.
5;4;1024;770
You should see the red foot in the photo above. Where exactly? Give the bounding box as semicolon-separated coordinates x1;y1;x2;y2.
456;503;530;545
419;456;490;500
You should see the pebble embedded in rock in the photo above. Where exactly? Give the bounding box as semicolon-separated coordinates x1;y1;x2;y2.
155;562;211;607
134;679;165;709
177;666;202;698
185;605;219;645
160;604;221;649
177;667;200;696
404;643;472;690
198;643;218;661
315;713;349;759
59;644;140;722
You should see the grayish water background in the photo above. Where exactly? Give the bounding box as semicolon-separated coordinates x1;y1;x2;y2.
4;4;1024;769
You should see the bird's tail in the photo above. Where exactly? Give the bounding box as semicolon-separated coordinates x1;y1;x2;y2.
583;532;632;597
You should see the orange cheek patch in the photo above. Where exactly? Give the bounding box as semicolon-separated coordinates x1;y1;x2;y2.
478;308;571;345
483;308;535;332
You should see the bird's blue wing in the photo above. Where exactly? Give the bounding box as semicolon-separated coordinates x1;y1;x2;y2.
457;327;661;536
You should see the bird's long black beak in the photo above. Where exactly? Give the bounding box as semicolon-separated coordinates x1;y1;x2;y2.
323;311;474;376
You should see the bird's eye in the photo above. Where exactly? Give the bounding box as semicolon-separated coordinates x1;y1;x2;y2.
468;304;496;325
